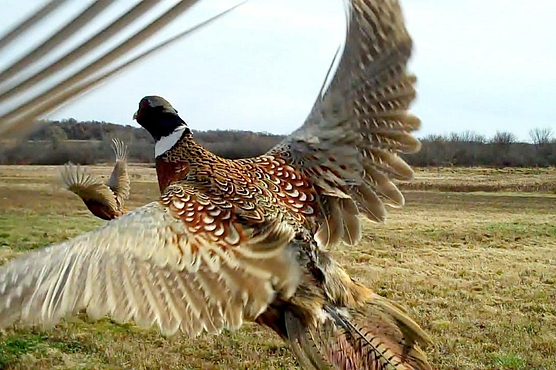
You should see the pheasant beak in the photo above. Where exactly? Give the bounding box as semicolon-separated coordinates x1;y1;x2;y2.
132;110;138;120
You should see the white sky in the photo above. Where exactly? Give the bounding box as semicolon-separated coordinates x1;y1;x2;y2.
0;0;554;141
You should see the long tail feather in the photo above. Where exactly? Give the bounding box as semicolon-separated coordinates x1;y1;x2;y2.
284;301;431;370
284;311;326;370
111;138;129;162
324;305;430;370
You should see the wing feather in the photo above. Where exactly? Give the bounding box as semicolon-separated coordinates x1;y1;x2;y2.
106;138;131;204
265;0;419;246
0;185;300;336
59;163;119;212
0;1;245;137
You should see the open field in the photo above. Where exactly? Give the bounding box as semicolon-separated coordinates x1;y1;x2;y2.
0;165;555;370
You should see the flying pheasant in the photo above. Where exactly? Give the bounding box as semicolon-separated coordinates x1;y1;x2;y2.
0;1;430;369
59;138;130;220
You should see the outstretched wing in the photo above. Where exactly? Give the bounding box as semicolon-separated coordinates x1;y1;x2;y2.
265;0;420;248
0;183;299;336
106;138;131;205
59;162;118;211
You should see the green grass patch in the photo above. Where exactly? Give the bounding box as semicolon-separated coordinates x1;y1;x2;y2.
491;353;526;370
485;221;556;237
0;211;102;253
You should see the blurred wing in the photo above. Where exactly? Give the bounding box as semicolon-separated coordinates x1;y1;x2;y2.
0;1;246;137
0;0;67;53
0;183;299;336
106;138;131;204
265;0;420;247
59;162;118;211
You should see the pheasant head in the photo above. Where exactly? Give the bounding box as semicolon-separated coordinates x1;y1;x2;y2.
133;96;191;157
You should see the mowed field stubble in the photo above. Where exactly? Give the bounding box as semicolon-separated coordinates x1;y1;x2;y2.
0;165;555;370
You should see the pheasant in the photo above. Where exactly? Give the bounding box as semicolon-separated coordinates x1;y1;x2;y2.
59;138;131;220
0;1;430;369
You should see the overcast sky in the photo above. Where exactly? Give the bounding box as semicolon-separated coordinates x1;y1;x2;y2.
0;0;554;141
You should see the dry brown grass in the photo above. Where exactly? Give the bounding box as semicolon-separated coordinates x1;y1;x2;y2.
400;167;556;193
0;165;555;370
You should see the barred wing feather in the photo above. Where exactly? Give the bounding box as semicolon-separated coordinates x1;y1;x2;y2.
267;0;420;248
0;184;300;336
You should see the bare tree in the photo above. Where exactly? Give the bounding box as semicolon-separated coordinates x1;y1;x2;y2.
489;131;517;162
423;134;447;142
46;125;67;150
529;127;553;148
449;130;486;143
490;131;516;146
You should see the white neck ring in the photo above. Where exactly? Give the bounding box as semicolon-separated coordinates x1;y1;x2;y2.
155;126;186;157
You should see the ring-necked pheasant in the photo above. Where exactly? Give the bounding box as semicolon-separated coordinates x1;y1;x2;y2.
59;138;130;220
0;1;430;369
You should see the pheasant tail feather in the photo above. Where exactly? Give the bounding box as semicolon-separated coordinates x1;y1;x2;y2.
284;300;431;370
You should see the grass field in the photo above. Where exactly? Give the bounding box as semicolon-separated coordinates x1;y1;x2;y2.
0;165;555;370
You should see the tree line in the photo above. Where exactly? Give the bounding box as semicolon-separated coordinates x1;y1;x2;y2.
0;119;555;167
